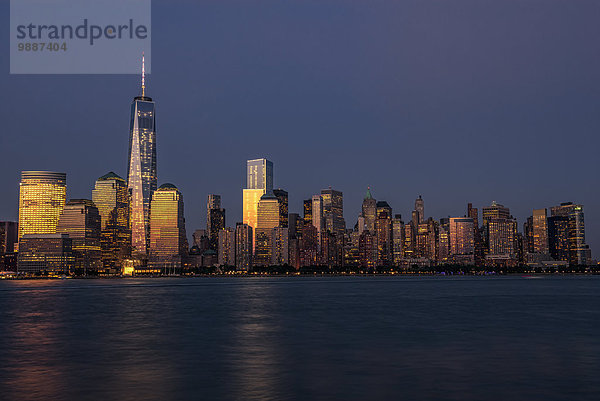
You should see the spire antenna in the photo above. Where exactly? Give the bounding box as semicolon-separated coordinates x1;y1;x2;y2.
141;52;145;97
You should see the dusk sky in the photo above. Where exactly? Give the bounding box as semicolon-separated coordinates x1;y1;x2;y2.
1;0;598;256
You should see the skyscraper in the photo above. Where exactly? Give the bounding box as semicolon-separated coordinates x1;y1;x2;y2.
376;201;392;265
92;172;130;273
127;54;157;256
242;158;273;248
56;199;102;274
271;227;289;265
449;217;475;260
148;184;188;274
235;223;253;271
254;193;280;266
415;195;424;225
18;171;67;241
207;195;225;250
362;188;377;233
312;195;324;248
218;227;235;266
273;189;289;228
532;208;549;255
549;202;589;265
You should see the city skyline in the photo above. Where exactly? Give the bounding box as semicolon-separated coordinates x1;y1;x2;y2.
0;1;598;257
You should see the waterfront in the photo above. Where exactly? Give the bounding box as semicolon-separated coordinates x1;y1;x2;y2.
0;276;599;400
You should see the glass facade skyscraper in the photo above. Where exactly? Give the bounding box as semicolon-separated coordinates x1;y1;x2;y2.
247;158;273;191
18;171;67;241
127;89;157;256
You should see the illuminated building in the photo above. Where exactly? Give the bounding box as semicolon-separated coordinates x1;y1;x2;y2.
18;171;67;241
359;230;375;269
0;221;18;254
362;188;377;233
92;172;130;274
415;195;424;224
127;55;157;256
235;223;253;271
254;193;279;266
247;158;273;191
482;201;513;257
300;225;318;267
416;218;438;260
207;195;225;250
56;199;102;273
312;195;324;249
148;184;188;274
321;188;345;266
218;227;235;266
438;224;450;262
549;202;589;265
376;201;392;265
391;215;404;266
524;217;534;254
532;208;549;255
303;199;312;227
467;203;483;263
403;223;415;258
449;217;474;263
17;234;74;275
271;227;289;265
273;189;289;228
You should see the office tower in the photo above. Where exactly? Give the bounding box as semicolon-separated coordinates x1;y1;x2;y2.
235;223;253;271
359;230;375;269
18;171;67;241
549;202;589;265
207;195;225;250
376;201;392;266
483;202;517;258
254;193;279;266
523;217;534;254
411;210;420;230
92;172;131;273
127;55;157;256
303;199;312;227
415;195;424;224
482;201;513;256
271;227;289;265
312;195;324;248
17;234;74;274
321;188;345;236
532;208;549;255
362;188;377;233
0;222;18;254
148;184;188;273
357;215;366;235
467;203;483;263
391;215;404;266
289;236;300;270
403;223;415;258
218;227;235;266
449;217;475;259
438;224;450;263
288;213;301;239
242;189;264;236
273;189;289;228
247;158;273;191
56;199;102;273
300;225;318;267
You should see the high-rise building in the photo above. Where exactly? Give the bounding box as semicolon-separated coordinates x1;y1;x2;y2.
92;172;130;273
449;217;474;257
17;234;74;275
254;193;279;266
321;188;345;237
362;188;377;233
148;184;188;274
271;227;289;265
359;230;375;269
242;158;273;248
312;195;324;247
532;208;549;255
376;201;392;266
235;223;253;271
415;195;424;225
549;202;589;265
303;199;312;227
56;199;102;273
127;55;157;256
391;215;404;266
0;222;18;254
300;225;318;267
524;216;534;254
218;227;235;266
247;158;273;191
273;189;289;228
467;203;483;263
18;171;67;241
482;201;514;257
207;195;225;250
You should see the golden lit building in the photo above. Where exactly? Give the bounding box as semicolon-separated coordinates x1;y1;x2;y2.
243;189;265;233
242;158;273;251
254;193;279;266
147;184;188;274
532;208;549;254
92;172;131;274
56;199;102;273
18;171;67;241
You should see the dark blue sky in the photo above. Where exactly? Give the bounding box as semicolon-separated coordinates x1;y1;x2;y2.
1;0;599;257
